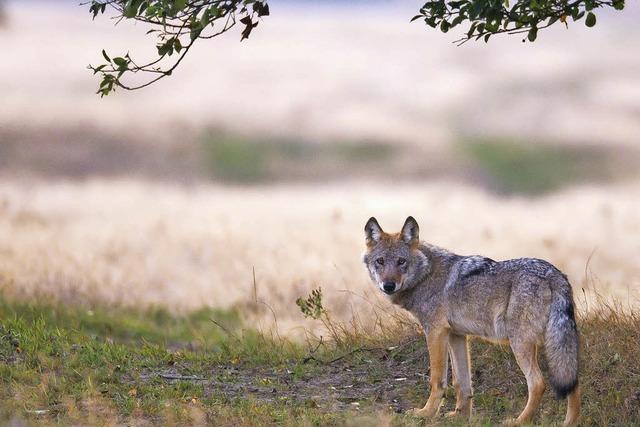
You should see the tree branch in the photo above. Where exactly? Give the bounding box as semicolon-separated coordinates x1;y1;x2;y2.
87;0;269;96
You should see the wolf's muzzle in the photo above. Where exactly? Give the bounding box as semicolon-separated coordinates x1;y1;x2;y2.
382;281;397;294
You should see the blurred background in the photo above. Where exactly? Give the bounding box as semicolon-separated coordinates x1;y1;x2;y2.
1;0;639;334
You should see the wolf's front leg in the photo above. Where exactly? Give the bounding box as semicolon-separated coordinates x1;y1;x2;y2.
446;333;473;419
410;328;449;418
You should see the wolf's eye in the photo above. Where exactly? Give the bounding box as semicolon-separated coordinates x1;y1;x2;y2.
397;258;407;266
375;258;384;266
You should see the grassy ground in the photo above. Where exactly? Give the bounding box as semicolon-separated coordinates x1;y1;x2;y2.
0;296;638;426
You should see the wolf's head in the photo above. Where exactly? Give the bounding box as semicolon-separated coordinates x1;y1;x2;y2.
362;216;431;295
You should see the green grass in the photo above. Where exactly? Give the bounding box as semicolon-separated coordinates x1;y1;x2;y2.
460;139;614;195
0;297;638;426
201;133;394;183
0;299;307;425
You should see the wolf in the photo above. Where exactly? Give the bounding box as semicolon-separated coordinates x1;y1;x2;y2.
362;216;580;426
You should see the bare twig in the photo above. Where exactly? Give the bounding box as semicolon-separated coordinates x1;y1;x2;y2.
159;373;207;381
302;346;384;365
301;336;324;363
252;266;257;304
210;318;241;342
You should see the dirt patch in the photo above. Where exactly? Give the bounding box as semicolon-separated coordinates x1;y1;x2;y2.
205;362;423;413
147;346;433;415
138;339;536;422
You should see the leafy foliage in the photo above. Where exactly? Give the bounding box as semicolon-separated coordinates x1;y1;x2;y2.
87;0;626;95
412;0;625;44
87;0;270;96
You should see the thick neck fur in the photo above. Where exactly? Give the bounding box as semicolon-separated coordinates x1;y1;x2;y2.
390;243;461;314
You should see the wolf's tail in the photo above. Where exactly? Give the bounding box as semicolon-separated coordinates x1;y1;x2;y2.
544;274;579;399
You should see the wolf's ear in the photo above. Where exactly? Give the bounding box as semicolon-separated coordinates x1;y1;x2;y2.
401;216;419;244
365;217;383;246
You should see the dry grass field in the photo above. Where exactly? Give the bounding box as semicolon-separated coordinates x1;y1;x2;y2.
1;178;639;337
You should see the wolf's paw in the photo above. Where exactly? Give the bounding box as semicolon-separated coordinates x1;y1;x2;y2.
446;407;472;420
502;418;520;426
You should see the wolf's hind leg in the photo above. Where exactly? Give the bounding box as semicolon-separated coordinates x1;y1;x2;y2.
446;333;473;419
409;328;449;418
563;386;580;427
505;341;545;425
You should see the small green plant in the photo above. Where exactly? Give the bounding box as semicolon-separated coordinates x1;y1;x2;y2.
295;288;359;347
296;288;326;320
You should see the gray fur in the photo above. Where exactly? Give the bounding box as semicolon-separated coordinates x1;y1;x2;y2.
545;274;579;398
363;217;580;425
365;217;383;245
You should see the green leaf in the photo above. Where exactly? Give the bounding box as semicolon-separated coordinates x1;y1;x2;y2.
451;15;465;28
585;12;596;27
613;0;625;10
145;4;158;17
157;40;174;56
201;8;211;28
527;27;538;42
102;50;111;63
190;24;203;42
254;2;270;17
467;22;478;37
124;0;143;18
113;57;128;69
